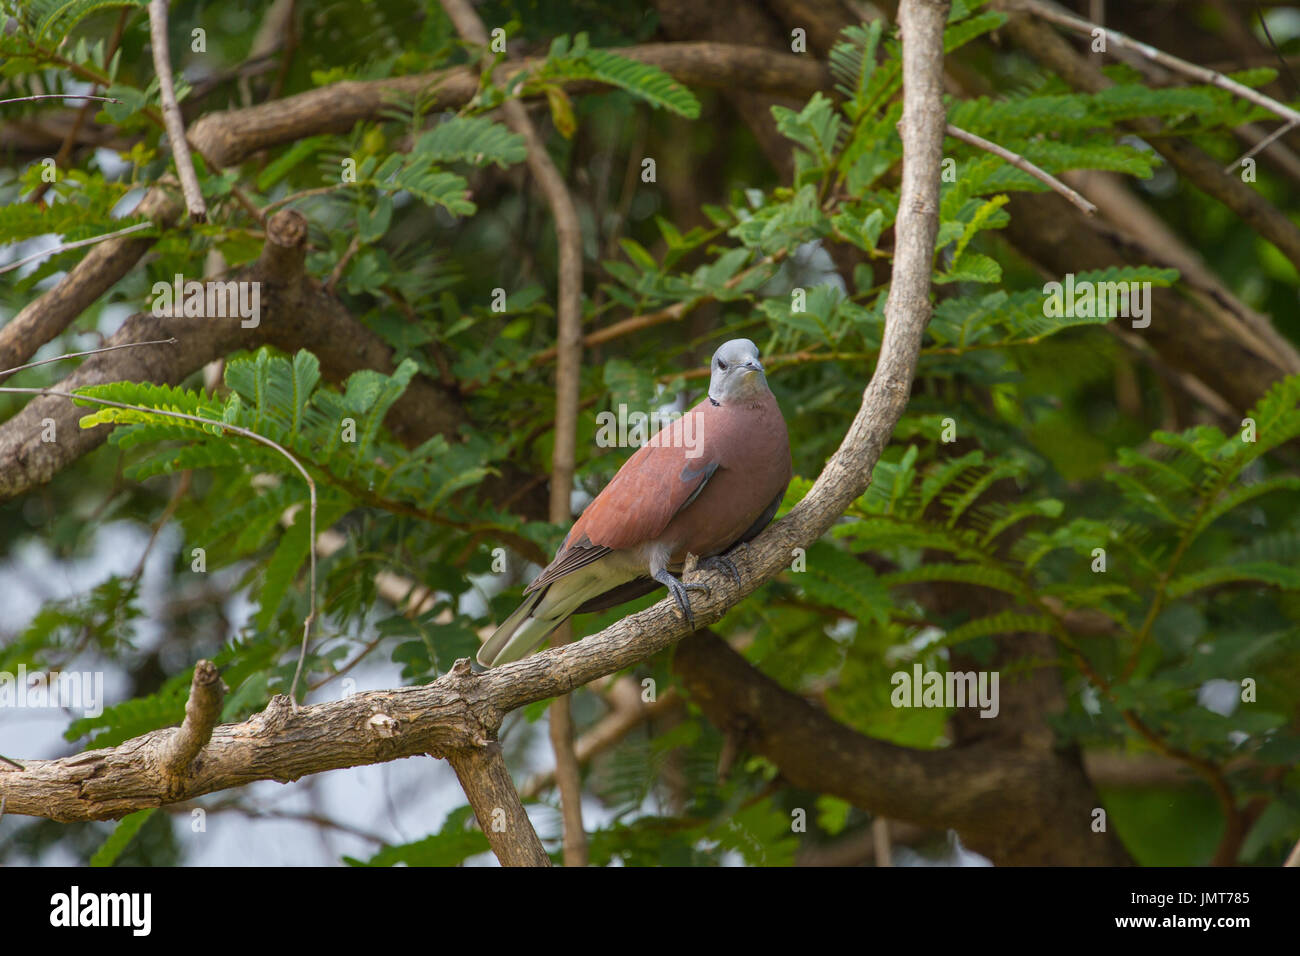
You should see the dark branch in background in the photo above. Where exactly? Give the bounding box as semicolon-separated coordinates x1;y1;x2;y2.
147;0;207;222
671;631;1129;865
188;43;829;168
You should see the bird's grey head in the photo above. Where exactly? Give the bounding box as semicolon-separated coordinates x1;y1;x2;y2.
708;338;769;405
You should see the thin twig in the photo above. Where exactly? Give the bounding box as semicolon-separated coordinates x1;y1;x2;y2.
148;0;207;222
0;384;318;705
262;184;347;215
190;802;388;844
0;338;178;381
129;469;192;583
0;94;122;107
1020;0;1300;127
325;235;359;296
0;222;153;277
1224;118;1300;174
0;755;24;771
947;123;1097;215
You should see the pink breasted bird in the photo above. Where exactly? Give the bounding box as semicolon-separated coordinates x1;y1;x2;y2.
477;339;792;668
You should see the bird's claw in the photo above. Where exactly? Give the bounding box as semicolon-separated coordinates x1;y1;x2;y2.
699;553;742;589
654;569;709;629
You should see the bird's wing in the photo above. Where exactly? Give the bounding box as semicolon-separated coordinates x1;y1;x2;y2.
525;408;718;593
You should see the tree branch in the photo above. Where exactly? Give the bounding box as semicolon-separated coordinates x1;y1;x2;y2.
447;741;551;867
156;660;225;794
946;122;1096;215
147;0;207;222
188;43;828;169
0;209;465;502
671;630;1130;864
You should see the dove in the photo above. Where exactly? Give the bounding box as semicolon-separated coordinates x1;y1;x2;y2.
477;338;791;668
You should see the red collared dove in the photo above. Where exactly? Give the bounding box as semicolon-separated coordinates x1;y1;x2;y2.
477;338;791;668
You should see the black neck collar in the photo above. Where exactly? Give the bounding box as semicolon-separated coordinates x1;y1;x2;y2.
709;397;720;406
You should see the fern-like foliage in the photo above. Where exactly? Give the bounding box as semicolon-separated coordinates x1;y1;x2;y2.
527;33;701;118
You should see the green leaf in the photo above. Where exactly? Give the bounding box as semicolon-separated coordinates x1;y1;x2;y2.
532;42;700;118
1168;562;1300;598
90;809;156;867
414;116;527;168
937;611;1058;648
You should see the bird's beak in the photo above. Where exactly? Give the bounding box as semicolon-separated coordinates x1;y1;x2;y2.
742;359;764;374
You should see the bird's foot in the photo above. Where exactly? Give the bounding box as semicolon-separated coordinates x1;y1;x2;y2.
653;568;709;629
699;552;742;590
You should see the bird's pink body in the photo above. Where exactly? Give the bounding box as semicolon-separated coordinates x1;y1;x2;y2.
570;392;790;566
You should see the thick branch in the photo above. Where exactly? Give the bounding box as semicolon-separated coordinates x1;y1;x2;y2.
671;631;1130;864
447;742;551;867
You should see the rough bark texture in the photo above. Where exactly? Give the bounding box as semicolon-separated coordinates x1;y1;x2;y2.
448;742;551;867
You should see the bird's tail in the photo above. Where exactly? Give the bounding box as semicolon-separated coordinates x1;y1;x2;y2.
476;587;567;668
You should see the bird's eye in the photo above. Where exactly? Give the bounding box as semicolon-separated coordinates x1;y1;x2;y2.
717;361;727;370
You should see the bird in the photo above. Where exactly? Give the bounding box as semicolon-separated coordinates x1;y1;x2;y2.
476;338;792;668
